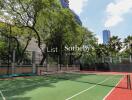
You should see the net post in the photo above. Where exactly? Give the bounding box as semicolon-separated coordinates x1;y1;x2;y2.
129;75;131;90
127;74;131;90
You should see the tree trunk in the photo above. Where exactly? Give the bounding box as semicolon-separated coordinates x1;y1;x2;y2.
40;47;47;65
18;37;31;64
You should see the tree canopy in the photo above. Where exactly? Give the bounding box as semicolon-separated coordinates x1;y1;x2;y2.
0;0;96;65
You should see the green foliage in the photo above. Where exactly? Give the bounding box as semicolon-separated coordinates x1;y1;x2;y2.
95;44;109;58
108;36;122;56
0;0;97;65
124;36;132;55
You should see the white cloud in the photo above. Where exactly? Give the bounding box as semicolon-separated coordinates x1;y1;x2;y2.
105;0;132;28
69;0;88;15
96;35;103;44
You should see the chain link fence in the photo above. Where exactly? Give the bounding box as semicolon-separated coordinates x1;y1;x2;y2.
0;50;80;76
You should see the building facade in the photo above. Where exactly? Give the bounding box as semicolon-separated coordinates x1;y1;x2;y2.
60;0;82;25
103;30;111;44
60;0;69;8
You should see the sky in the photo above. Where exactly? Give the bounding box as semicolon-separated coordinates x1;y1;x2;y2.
69;0;132;43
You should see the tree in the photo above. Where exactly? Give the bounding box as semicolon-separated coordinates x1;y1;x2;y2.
95;44;109;58
0;0;97;66
0;21;34;63
0;0;64;64
46;9;81;65
108;36;122;56
124;36;132;56
73;27;97;62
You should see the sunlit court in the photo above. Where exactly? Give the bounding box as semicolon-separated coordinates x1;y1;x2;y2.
0;72;131;100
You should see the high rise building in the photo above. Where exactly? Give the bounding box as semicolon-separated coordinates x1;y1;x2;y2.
60;0;69;8
103;30;111;44
60;0;82;25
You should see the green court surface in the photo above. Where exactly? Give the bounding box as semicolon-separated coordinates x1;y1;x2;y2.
0;73;123;100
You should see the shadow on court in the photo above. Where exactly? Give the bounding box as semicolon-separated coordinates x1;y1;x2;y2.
0;73;87;100
0;73;127;100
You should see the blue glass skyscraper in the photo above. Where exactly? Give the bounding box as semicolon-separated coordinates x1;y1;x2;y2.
60;0;69;8
60;0;82;25
103;30;111;44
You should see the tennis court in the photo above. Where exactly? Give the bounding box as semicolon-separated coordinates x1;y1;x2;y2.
0;72;130;100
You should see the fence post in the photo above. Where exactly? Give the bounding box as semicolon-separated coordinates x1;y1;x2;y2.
32;51;36;74
66;64;68;71
46;53;49;72
57;55;60;71
130;55;132;63
110;57;112;63
119;57;122;63
0;60;1;66
102;57;104;63
11;50;16;74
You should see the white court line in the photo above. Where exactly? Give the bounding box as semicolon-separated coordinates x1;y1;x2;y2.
65;76;114;100
103;76;125;100
0;90;6;100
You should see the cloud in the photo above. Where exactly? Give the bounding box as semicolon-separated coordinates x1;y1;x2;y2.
96;35;103;44
69;0;88;15
105;0;132;28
